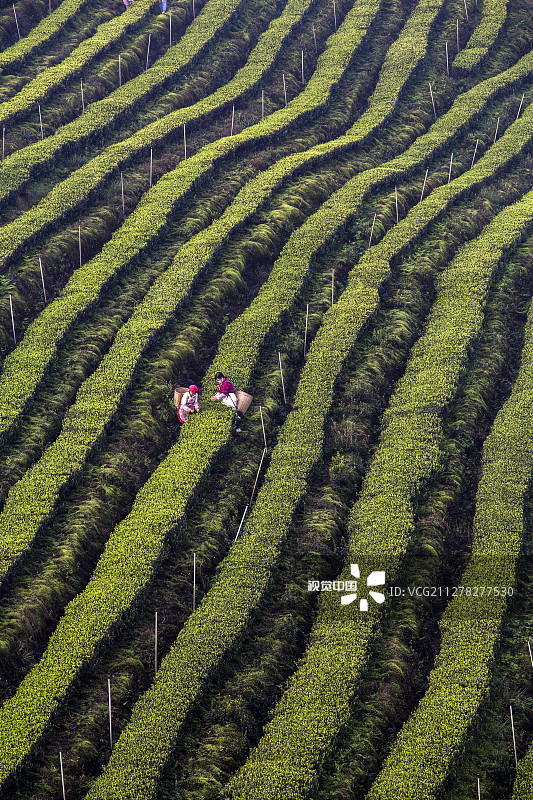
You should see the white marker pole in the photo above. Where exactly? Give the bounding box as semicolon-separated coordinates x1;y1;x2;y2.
118;54;121;87
107;676;113;749
282;73;287;107
193;553;196;610
81;79;85;112
234;504;249;542
250;449;267;503
448;152;453;183
429;82;436;119
146;33;151;71
493;115;500;143
78;223;82;269
471;138;479;168
259;405;267;450
528;638;533;668
303;302;309;356
2;127;4;162
150;148;153;187
445;41;449;77
169;11;172;46
13;4;21;39
231;104;235;135
183;123;187;159
59;752;66;800
516;92;525;120
368;211;377;248
463;0;468;21
420;167;428;202
278;351;286;403
312;23;317;53
154;610;158;673
510;704;518;770
193;0;195;18
9;295;15;345
395;185;399;223
121;171;125;216
456;18;460;52
38;104;44;140
331;269;334;305
39;257;47;303
261;89;264;120
301;50;304;84
477;776;481;800
333;0;336;30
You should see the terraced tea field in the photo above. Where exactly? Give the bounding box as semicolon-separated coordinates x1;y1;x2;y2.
0;0;533;796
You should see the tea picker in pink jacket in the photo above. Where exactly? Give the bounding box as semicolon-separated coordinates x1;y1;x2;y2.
211;372;241;431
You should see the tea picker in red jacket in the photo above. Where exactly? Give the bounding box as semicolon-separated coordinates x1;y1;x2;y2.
211;372;241;431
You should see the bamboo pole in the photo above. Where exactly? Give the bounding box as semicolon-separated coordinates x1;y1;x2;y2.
445;41;449;77
234;504;249;541
301;50;304;84
250;449;267;503
38;104;43;140
448;151;453;183
463;0;468;21
261;89;264;120
259;405;267;450
429;81;436;119
395;185;399;223
78;224;82;269
456;18;459;52
169;10;172;46
146;33;151;71
303;302;309;356
333;0;336;30
471;137;479;168
278;351;286;403
2;127;4;162
193;553;196;610
13;4;20;39
59;752;66;800
312;23;317;53
368;211;377;248
183;123;187;159
230;104;235;135
118;54;121;87
516;92;525;120
121;171;125;217
39;257;47;303
107;676;113;749
80;79;85;112
282;73;287;107
150;148;153;187
493;115;500;143
420;167;428;201
154;611;158;673
9;295;15;345
510;704;518;769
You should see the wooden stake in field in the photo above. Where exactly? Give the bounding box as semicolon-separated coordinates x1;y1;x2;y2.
183;123;187;159
78;223;82;269
395;185;399;223
448;151;453;183
231;104;235;135
59;752;66;800
146;33;151;71
428;82;436;119
303;302;309;356
456;18;460;52
250;449;267;503
193;553;196;610
118;54;122;87
510;704;518;769
471;137;479;168
107;676;113;750
150;148;153;187
463;0;468;21
301;50;305;84
121;171;125;217
516;92;525;120
333;0;337;30
259;405;267;450
278;350;287;403
80;79;85;112
445;41;449;77
39;257;47;304
528;638;533;668
234;504;248;542
493;115;500;143
13;4;20;39
312;23;317;53
261;89;264;120
368;211;377;248
154;610;158;674
420;167;428;201
282;73;287;107
38;104;44;140
9;295;16;345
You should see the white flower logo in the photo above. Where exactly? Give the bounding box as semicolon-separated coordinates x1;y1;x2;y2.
341;564;386;611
